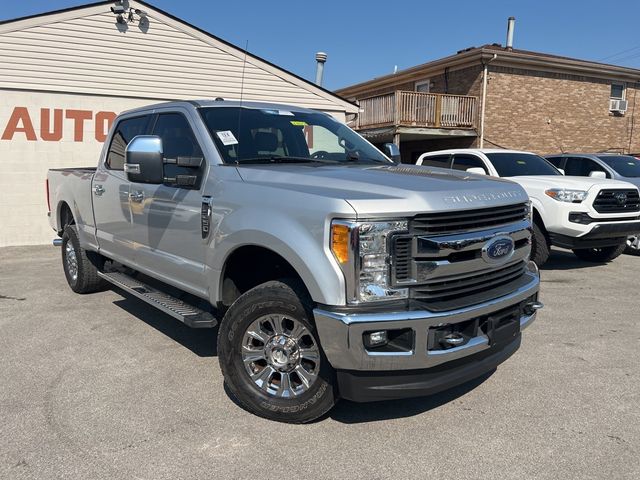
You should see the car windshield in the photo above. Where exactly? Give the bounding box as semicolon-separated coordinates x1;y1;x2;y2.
598;155;640;178
199;107;392;165
486;152;562;177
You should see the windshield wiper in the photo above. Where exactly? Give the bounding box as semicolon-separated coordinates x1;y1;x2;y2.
236;156;339;165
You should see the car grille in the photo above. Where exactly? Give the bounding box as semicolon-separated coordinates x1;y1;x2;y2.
593;189;640;214
411;262;525;301
411;202;529;235
392;203;532;311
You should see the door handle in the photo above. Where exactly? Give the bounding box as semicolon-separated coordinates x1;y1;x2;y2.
93;184;105;196
129;191;144;203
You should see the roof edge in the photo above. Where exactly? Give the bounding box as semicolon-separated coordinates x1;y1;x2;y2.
337;45;640;98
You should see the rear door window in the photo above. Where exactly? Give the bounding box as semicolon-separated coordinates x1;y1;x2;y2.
564;157;609;177
452;154;488;174
420;154;452;168
106;115;151;170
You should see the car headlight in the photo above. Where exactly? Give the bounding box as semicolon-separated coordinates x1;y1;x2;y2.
544;188;588;203
331;219;409;303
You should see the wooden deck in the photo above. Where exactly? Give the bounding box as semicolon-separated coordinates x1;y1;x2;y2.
355;91;478;130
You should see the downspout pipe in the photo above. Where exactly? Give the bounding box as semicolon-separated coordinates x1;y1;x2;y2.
479;53;497;148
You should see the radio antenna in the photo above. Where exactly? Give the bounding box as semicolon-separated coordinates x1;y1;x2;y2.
235;40;249;164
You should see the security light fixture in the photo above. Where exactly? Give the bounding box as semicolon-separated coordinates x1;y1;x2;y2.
110;2;149;28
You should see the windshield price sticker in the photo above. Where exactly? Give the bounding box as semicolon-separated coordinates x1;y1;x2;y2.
216;130;238;145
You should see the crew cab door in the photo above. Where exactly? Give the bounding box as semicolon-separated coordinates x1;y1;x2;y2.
129;110;208;296
93;114;151;264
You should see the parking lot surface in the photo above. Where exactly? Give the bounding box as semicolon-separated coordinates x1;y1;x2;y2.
0;245;638;480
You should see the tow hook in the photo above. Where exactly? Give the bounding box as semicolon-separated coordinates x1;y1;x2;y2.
440;332;467;348
523;301;544;316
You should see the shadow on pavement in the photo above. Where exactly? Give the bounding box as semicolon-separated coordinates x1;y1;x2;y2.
112;292;218;358
328;370;495;424
541;248;606;271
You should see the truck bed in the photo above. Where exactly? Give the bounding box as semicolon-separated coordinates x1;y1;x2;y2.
47;167;97;237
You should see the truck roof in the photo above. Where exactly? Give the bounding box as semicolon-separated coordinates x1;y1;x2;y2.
119;99;321;117
421;148;537;156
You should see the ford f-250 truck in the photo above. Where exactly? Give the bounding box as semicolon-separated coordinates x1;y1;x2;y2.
47;100;542;423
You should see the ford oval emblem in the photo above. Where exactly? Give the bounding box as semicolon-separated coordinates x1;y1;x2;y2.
482;235;515;265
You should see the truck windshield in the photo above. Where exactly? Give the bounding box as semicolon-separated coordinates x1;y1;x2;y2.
200;107;392;165
597;155;640;178
486;152;562;177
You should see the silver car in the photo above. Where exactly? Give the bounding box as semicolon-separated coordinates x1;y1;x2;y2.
545;153;640;255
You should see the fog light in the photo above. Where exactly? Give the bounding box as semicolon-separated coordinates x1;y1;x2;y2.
364;330;388;348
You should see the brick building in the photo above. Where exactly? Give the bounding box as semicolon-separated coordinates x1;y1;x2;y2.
336;44;640;163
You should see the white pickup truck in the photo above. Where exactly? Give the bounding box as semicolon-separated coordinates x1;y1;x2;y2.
417;149;640;265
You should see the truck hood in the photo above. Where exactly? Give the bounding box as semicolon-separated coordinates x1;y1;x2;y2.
236;164;529;217
505;175;639;193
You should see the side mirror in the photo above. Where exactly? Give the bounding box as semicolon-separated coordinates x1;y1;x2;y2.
557;168;565;175
466;167;487;175
383;143;401;163
125;135;164;184
589;170;606;179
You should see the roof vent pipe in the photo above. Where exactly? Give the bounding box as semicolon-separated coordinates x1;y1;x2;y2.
506;17;515;51
315;52;327;86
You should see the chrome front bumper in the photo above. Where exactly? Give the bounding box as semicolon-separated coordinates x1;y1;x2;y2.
314;267;541;371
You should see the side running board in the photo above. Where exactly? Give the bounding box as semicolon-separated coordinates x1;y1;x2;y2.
98;271;217;328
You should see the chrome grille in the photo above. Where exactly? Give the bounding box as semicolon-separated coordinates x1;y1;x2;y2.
411;202;529;235
411;261;526;302
391;203;532;311
593;189;640;214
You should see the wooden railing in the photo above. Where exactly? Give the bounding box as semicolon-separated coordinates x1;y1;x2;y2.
355;91;478;130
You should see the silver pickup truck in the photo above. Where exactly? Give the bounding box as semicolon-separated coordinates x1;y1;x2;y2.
47;100;542;423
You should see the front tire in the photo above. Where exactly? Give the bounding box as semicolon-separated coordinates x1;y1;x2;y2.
530;222;550;266
625;235;640;256
61;225;105;293
572;243;627;263
217;280;337;423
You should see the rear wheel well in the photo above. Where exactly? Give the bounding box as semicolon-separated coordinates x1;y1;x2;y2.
58;202;75;234
220;246;308;309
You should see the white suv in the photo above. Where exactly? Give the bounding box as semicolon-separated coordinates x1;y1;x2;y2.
416;149;640;265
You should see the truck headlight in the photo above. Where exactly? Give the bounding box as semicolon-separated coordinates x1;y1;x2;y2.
331;219;409;303
545;189;588;203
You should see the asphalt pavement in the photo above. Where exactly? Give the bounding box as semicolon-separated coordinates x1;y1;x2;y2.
0;245;638;480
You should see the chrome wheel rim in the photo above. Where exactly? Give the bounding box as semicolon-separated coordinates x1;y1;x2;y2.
627;235;640;251
65;242;78;282
242;314;320;398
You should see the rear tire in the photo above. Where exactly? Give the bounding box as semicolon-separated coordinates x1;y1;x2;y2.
625;235;640;256
61;225;105;294
217;279;337;423
572;243;627;263
530;222;550;266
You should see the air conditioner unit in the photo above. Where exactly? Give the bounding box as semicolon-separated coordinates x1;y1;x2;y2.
610;99;628;113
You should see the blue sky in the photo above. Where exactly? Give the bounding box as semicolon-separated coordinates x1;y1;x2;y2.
3;1;640;90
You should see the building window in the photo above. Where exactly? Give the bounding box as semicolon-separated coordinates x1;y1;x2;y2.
609;83;627;114
610;84;625;100
415;80;431;93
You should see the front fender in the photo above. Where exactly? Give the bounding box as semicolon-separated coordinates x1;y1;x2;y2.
529;196;548;226
206;210;349;307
